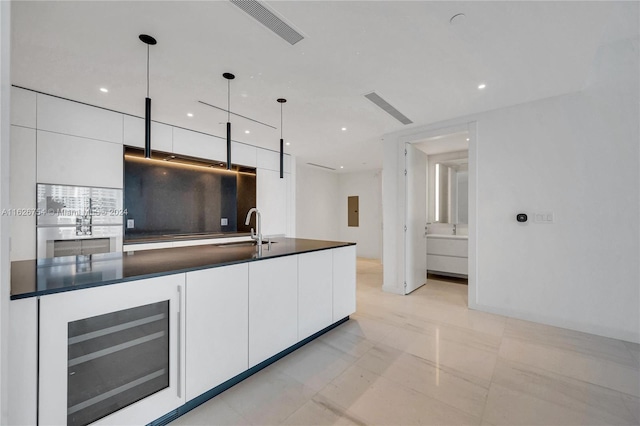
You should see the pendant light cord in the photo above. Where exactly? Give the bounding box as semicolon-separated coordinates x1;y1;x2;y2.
227;79;231;122
280;103;283;138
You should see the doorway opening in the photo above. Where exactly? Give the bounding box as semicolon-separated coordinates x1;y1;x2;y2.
402;124;475;303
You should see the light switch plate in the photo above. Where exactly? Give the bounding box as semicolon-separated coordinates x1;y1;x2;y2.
221;218;228;226
127;219;135;229
534;212;554;224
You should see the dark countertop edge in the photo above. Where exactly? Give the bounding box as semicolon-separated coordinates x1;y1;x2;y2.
10;241;356;300
124;232;252;245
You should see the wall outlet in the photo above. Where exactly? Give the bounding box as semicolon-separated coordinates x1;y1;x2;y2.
221;218;228;226
127;219;135;229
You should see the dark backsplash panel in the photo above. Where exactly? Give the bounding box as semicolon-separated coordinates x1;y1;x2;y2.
124;149;256;240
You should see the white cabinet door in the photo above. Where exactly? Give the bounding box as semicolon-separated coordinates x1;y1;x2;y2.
8;298;38;426
37;130;123;188
37;93;123;143
298;250;333;340
11;86;36;128
257;169;289;237
185;264;249;400
231;141;257;167
39;274;186;426
332;246;356;322
248;256;298;367
123;115;173;152
10;125;36;260
173;127;225;161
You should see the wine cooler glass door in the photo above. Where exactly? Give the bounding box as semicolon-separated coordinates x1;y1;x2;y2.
39;274;186;425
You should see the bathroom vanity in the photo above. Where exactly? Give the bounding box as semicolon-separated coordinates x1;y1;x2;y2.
426;234;468;277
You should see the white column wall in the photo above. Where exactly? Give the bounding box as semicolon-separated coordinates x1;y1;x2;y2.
382;36;640;342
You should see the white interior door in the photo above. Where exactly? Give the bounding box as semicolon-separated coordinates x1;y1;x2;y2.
404;143;427;294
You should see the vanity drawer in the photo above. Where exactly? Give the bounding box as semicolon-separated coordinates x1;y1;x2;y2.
427;255;468;275
427;237;468;257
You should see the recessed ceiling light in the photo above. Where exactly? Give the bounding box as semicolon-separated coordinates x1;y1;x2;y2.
245;130;250;134
187;113;193;117
478;83;486;90
99;87;108;93
466;138;470;141
340;166;344;169
286;142;290;146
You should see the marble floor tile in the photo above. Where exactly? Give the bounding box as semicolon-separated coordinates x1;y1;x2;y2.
624;341;640;363
318;364;480;425
505;317;638;367
170;397;250;426
317;325;376;359
483;382;632;425
355;342;490;418
281;395;367;426
488;358;638;425
271;340;357;392
219;366;317;425
499;336;640;397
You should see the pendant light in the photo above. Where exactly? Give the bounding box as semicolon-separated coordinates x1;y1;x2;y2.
277;98;287;179
139;34;157;159
223;73;235;170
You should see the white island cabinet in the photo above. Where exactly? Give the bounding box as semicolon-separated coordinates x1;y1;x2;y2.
248;255;298;367
185;264;249;400
38;274;186;426
12;242;355;425
298;250;333;340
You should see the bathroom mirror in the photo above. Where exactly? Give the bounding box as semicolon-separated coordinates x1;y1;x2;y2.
434;160;468;224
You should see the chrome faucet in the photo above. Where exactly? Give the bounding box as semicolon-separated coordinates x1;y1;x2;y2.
244;208;262;247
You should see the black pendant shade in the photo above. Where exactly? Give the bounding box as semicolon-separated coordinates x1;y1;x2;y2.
223;73;235;170
139;34;157;159
277;98;287;179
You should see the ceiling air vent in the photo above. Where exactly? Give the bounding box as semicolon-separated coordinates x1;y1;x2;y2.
229;0;304;45
307;163;336;171
364;92;413;125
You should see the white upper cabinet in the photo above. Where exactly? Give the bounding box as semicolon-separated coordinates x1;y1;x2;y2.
37;94;123;144
11;87;36;128
123;115;173;152
256;148;291;173
172;128;225;161
257;169;289;237
37;130;123;189
10;126;36;261
231;142;257;167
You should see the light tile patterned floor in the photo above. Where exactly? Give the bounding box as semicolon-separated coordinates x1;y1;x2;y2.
172;259;640;425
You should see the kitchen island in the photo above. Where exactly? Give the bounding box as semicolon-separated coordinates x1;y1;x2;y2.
9;238;356;426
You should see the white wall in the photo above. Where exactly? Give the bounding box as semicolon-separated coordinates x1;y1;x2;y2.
338;170;382;260
383;36;640;343
295;164;340;241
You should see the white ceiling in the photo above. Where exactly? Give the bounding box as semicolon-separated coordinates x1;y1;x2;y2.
10;1;629;172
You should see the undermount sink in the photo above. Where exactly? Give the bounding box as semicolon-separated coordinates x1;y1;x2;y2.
215;241;276;248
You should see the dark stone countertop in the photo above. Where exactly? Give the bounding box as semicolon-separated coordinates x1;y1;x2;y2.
10;238;355;299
